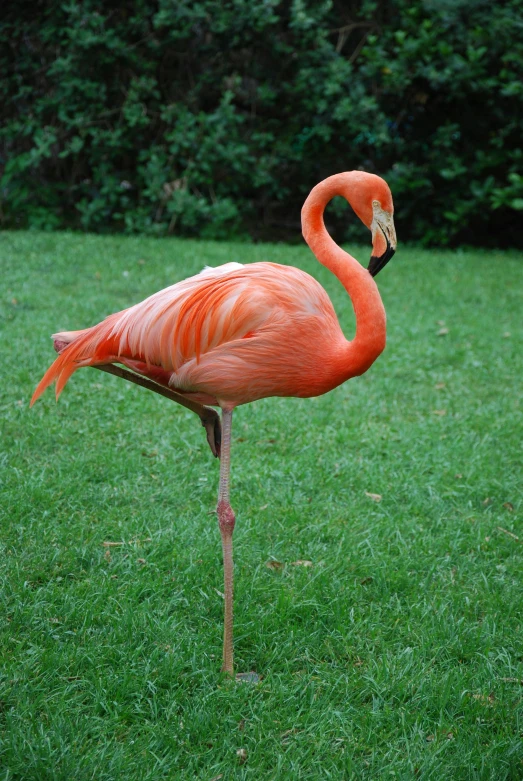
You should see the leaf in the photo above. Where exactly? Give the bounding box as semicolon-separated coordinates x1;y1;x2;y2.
365;491;382;502
432;409;447;416
437;327;449;336
103;538;151;547
497;526;520;542
265;560;284;570
291;560;313;567
471;693;495;705
503;502;514;512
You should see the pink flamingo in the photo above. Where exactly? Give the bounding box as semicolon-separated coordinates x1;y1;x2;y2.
31;171;396;676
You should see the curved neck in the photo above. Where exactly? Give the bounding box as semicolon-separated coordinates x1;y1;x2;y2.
301;174;386;377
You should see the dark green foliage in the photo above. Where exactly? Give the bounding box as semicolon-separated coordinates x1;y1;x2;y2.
1;0;522;245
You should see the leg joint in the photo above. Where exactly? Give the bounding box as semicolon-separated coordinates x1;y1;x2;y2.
217;500;235;533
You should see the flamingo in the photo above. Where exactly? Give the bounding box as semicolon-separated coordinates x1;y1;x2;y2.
31;171;396;677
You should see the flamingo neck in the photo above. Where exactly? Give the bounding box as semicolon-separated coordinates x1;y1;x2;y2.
301;174;386;379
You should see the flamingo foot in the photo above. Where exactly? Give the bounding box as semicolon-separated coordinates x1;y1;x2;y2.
236;671;261;684
201;408;221;458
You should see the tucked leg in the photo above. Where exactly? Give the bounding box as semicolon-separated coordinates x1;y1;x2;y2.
53;338;221;457
217;407;235;675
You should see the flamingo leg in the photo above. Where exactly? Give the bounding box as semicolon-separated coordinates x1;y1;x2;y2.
95;363;221;457
217;407;235;675
52;337;221;456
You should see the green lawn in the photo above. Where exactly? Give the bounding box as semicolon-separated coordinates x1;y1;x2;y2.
1;231;522;780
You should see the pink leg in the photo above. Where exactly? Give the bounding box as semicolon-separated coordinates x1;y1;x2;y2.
217;408;235;675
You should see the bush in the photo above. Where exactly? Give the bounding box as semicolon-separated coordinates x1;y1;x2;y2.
1;0;522;246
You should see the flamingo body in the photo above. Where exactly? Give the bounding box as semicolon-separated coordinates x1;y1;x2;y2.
31;260;379;409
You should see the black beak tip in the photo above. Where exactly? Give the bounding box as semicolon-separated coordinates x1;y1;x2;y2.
368;245;395;277
368;255;381;278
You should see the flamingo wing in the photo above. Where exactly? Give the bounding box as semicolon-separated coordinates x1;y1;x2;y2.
31;261;340;406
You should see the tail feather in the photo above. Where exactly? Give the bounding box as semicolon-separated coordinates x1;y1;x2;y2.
54;359;86;400
30;314;124;407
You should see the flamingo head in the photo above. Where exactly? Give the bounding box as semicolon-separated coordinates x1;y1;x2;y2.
345;172;397;277
368;198;397;277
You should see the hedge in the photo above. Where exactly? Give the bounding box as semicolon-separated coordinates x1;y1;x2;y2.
1;0;522;246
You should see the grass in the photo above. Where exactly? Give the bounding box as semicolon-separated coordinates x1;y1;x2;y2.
1;230;522;780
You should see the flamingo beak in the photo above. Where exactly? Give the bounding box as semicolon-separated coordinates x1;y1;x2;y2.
368;231;396;277
368;205;396;277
